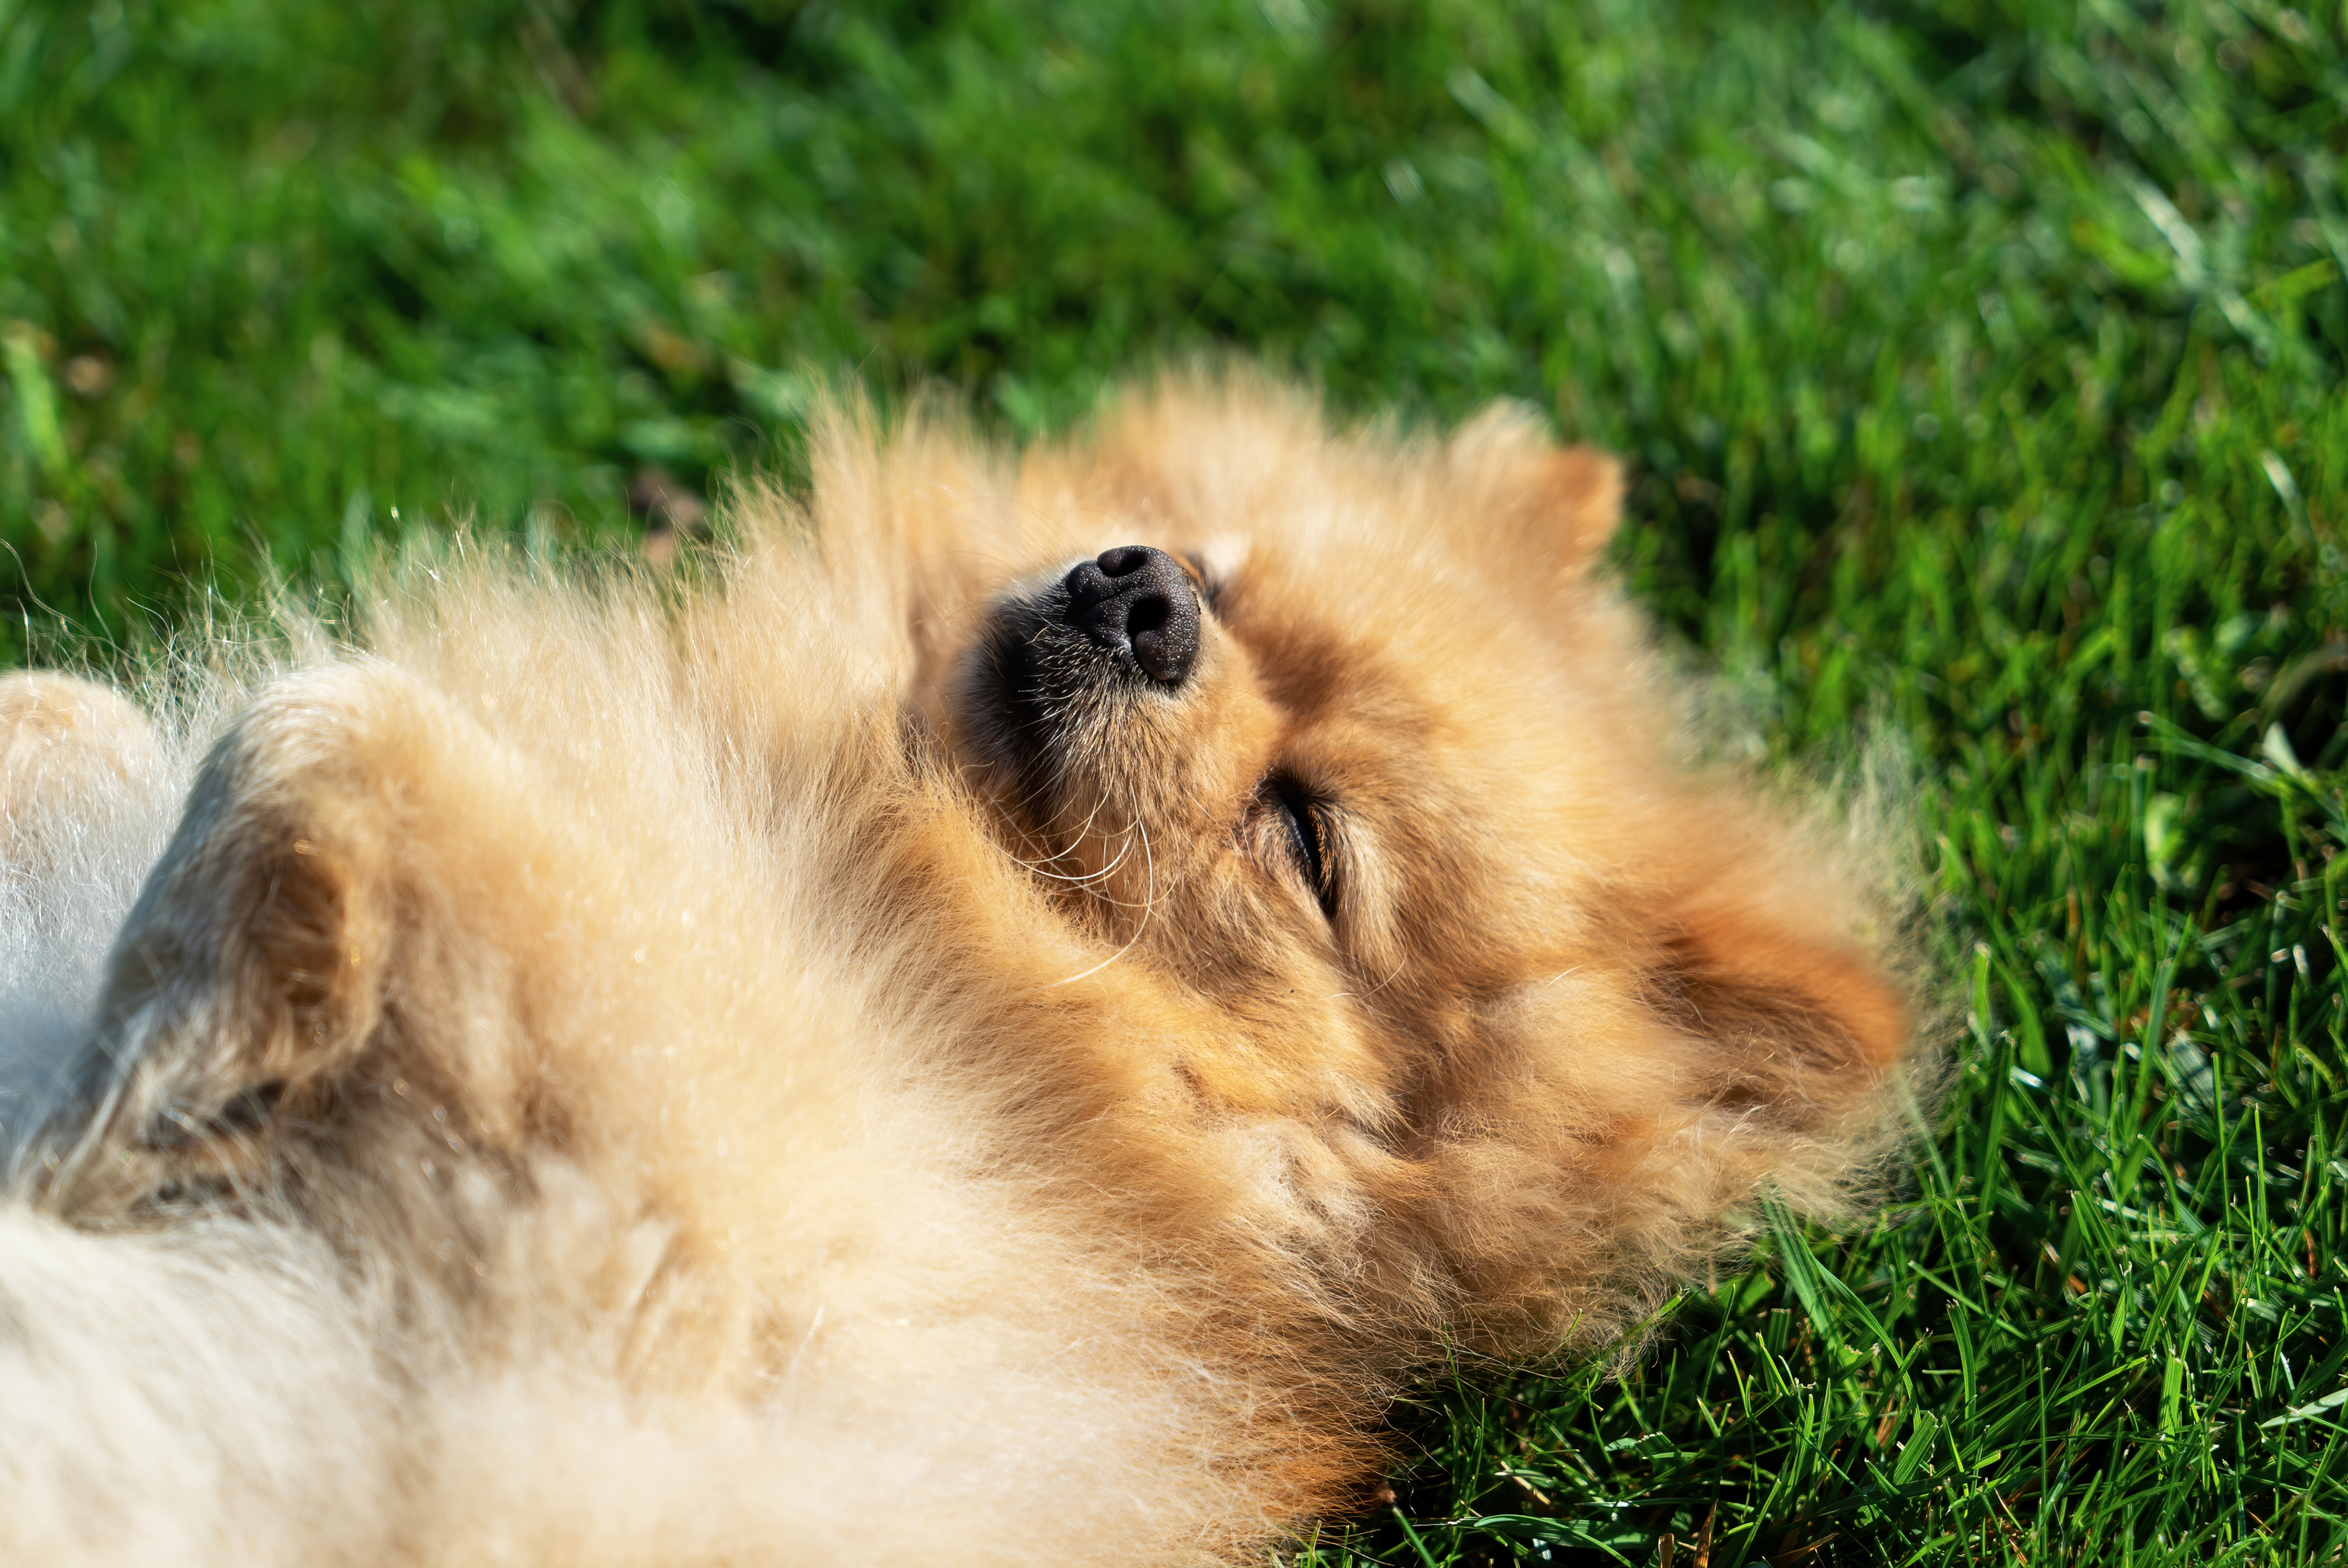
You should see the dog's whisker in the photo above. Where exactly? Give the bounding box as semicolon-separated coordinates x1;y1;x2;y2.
1041;820;1156;988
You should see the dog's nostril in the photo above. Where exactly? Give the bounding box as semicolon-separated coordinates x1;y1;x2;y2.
1059;544;1201;687
1095;545;1156;580
1125;593;1170;639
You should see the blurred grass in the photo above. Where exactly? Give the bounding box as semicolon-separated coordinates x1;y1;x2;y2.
9;0;2348;1561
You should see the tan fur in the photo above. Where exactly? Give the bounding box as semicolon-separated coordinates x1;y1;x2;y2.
0;375;1920;1564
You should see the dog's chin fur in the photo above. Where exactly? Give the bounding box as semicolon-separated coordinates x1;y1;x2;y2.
0;375;1926;1565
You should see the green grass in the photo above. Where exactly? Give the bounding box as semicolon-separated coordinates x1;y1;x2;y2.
9;0;2348;1561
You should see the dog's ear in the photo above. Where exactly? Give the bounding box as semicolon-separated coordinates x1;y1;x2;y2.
36;665;523;1209
1448;407;1624;581
1517;446;1625;580
1663;897;1909;1086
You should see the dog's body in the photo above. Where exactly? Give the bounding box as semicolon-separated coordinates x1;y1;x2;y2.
0;380;1915;1564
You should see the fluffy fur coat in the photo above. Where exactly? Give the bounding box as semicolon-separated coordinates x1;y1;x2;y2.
0;378;1918;1564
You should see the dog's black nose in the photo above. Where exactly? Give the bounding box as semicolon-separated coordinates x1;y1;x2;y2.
1061;545;1200;686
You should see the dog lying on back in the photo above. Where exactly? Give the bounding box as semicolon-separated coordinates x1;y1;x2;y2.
0;378;1915;1564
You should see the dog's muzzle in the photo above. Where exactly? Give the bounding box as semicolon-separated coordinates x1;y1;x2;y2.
955;544;1204;791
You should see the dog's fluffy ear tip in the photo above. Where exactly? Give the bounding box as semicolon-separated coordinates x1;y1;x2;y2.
1546;444;1624;499
1538;446;1626;568
1451;406;1626;575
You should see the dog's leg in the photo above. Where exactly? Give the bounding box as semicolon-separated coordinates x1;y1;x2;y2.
0;672;167;868
0;678;407;1561
28;661;552;1226
0;673;176;1164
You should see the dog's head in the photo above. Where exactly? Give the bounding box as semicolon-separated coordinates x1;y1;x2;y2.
897;384;1914;1338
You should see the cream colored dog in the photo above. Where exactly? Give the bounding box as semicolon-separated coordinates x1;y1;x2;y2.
0;378;1917;1564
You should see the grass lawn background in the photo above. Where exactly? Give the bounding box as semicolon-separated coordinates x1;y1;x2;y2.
8;0;2348;1561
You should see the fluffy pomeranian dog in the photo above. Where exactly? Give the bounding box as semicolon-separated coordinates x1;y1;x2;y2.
0;376;1917;1564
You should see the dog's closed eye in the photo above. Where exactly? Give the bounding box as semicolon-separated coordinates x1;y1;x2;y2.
1260;777;1336;920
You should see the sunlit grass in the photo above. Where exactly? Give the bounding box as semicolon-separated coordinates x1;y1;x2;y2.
7;1;2347;1560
